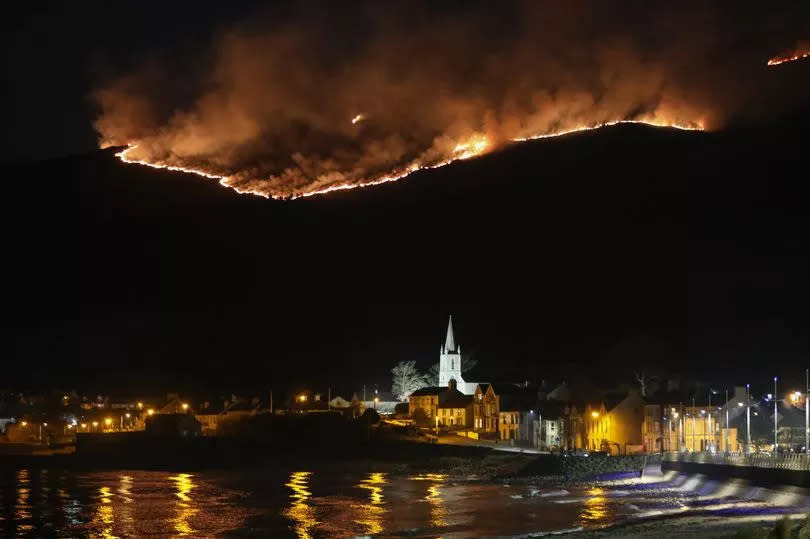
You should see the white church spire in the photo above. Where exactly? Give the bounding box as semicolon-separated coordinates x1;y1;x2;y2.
444;315;457;352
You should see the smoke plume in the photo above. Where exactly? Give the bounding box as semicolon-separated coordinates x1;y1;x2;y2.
94;1;807;199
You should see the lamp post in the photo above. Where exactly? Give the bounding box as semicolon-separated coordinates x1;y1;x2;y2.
745;384;751;455
806;368;809;455
691;397;697;452
773;377;778;452
724;390;729;454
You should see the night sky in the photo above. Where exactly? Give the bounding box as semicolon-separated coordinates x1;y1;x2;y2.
3;2;809;399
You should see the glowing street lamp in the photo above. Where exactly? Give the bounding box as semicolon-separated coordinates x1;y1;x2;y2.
20;421;27;427
181;403;189;411
147;409;155;416
137;402;144;410
298;394;307;403
773;377;778;451
591;411;600;418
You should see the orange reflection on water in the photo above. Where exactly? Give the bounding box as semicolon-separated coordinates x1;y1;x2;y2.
170;473;198;536
93;485;116;538
15;468;32;533
410;473;448;528
285;471;318;539
354;472;387;535
578;487;611;528
117;475;135;537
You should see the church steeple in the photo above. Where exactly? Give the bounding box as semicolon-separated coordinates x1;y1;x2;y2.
444;315;457;352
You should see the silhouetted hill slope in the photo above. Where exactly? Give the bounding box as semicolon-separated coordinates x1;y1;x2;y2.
3;120;809;392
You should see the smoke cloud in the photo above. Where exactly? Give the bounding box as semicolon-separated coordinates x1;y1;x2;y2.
94;1;807;199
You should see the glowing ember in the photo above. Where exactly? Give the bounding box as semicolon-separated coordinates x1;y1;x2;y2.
351;114;366;125
511;119;704;142
115;119;702;200
767;42;810;66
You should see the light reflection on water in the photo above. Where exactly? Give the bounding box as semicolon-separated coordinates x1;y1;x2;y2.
15;468;32;533
284;471;317;538
170;473;198;536
354;472;387;535
0;467;805;537
578;486;612;527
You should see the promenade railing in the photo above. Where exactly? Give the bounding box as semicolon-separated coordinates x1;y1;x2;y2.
663;451;810;471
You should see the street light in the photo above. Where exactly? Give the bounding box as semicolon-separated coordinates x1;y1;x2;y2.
181;403;189;411
745;384;751;455
773;377;778;452
298;394;307;403
591;411;599;418
147;409;155;416
20;421;27;427
137;402;143;410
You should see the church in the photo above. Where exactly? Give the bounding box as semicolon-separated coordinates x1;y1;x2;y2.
438;315;480;395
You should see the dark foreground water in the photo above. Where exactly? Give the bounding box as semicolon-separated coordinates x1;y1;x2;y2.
0;465;807;537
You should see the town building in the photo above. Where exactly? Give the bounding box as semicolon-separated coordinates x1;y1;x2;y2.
533;401;569;451
437;392;474;428
409;380;467;424
584;391;646;454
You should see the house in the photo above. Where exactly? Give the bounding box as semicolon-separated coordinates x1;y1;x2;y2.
472;383;535;441
409;380;466;424
584;391;646;454
328;395;352;409
437;392;474;428
195;400;227;435
532;401;569;451
158;394;191;415
496;385;536;442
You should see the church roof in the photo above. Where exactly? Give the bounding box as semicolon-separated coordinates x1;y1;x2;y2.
444;315;457;352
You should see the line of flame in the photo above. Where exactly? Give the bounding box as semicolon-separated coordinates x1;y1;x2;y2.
116;119;703;200
767;51;810;66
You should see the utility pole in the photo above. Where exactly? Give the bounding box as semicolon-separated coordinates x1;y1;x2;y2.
708;390;712;452
773;377;778;452
270;391;273;415
806;368;809;455
724;389;729;454
328;387;331;411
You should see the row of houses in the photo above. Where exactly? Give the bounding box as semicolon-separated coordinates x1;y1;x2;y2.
408;378;748;454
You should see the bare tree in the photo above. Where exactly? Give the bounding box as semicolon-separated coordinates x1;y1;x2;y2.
392;361;429;401
634;369;657;397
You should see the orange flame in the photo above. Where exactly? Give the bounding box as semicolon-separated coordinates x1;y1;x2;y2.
351;114;366;125
116;120;702;200
767;44;810;66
